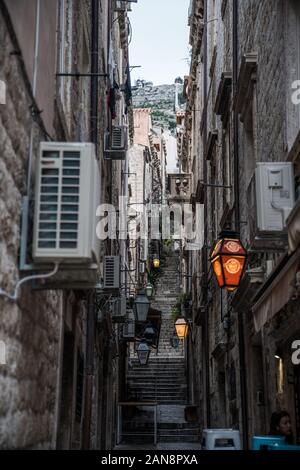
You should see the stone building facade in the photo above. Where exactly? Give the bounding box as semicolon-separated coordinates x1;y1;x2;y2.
181;0;300;447
0;0;133;449
127;109;168;294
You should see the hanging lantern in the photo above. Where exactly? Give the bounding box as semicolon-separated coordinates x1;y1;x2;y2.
143;324;156;344
134;289;150;322
145;283;154;298
153;256;160;268
211;230;247;292
137;341;150;366
175;317;189;339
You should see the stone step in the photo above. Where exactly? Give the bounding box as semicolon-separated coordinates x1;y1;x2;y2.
128;370;185;376
128;372;186;377
128;371;185;377
129;362;185;368
128;383;186;390
130;360;185;366
128;384;186;390
158;435;200;443
127;398;187;405
127;392;187;398
127;387;186;393
159;428;200;436
128;379;186;385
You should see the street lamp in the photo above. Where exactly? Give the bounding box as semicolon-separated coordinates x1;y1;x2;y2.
175;317;189;339
134;289;150;322
146;283;154;298
210;230;247;292
137;341;150;366
153;255;160;268
143;324;156;344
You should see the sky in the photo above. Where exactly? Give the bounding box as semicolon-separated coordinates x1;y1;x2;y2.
128;0;191;86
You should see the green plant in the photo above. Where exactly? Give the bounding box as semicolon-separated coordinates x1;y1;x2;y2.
146;264;164;287
171;304;181;320
171;293;192;321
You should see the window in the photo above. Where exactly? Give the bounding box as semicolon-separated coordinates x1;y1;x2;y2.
244;97;257;188
222;124;231;207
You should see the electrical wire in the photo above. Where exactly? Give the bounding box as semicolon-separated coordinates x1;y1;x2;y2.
0;263;60;302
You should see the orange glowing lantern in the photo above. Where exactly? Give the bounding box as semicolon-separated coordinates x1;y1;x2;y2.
210;231;247;292
175;317;189;339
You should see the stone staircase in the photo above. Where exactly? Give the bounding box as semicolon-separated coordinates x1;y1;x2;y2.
157;406;200;443
120;403;201;444
123;251;200;445
127;357;187;404
151;253;184;358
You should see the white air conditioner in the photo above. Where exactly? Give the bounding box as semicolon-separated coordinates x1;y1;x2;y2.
111;296;127;322
115;1;126;12
103;256;120;289
115;0;136;12
33;142;100;264
112;126;126;150
256;162;295;232
104;126;127;160
139;261;146;274
122;309;135;340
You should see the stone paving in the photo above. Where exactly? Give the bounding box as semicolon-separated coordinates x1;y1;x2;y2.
114;442;202;450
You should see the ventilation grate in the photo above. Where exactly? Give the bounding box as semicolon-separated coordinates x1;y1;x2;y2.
59;151;80;249
37;150;80;250
111;126;125;150
104;256;120;289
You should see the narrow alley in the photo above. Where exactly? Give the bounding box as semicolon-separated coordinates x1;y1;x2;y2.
1;0;300;458
115;250;201;450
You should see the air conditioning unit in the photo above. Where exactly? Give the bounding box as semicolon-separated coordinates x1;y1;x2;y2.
122;309;135;340
115;1;126;12
139;261;145;274
247;163;295;251
110;296;127;322
115;0;137;11
256;163;295;231
33;142;100;264
104;126;127;160
103;256;120;289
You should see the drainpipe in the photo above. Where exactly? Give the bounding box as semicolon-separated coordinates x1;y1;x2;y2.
203;0;211;429
20;0;40;270
90;0;99;150
82;0;99;449
233;0;249;449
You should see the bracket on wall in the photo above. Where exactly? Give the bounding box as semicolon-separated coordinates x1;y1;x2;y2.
56;73;108;78
200;180;232;189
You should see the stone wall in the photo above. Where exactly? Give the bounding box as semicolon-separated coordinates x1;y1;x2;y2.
183;0;300;444
0;0;130;450
0;5;62;448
